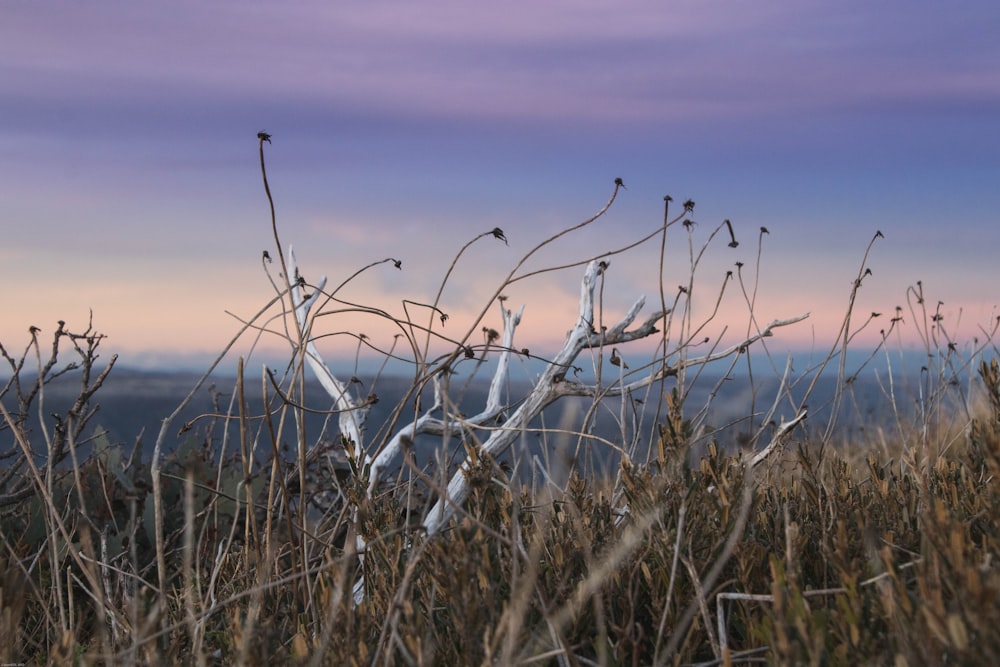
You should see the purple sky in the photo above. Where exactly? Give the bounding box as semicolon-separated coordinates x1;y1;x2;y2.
2;1;999;372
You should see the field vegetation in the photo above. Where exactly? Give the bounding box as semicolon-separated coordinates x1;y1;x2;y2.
1;136;997;665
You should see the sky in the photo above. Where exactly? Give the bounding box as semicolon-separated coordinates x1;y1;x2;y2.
2;1;999;376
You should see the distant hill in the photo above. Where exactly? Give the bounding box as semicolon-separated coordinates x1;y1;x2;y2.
3;358;957;476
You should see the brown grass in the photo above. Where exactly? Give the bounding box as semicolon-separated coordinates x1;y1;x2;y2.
2;140;998;665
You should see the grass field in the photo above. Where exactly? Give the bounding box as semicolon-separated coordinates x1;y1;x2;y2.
1;141;997;665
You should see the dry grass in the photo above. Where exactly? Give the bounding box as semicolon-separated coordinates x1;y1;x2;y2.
2;359;998;665
2;139;998;665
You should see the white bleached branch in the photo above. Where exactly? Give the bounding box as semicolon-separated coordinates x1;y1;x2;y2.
747;408;808;469
555;313;811;401
366;303;524;494
423;260;661;536
419;267;809;537
352;302;525;604
287;247;369;463
286;254;807;605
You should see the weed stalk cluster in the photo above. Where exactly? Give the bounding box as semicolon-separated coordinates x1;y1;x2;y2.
0;137;997;664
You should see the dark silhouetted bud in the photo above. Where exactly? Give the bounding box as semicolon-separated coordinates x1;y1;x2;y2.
609;348;628;369
724;219;738;247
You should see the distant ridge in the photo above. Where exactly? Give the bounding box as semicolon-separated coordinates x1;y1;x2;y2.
3;358;959;471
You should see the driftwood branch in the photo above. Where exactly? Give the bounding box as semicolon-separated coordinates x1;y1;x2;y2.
287;247;370;463
286;255;808;604
366;303;525;493
747;408;808;468
422;260;656;536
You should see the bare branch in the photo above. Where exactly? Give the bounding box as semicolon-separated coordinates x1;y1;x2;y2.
287;247;370;462
366;302;525;493
422;261;654;536
747;408;809;469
